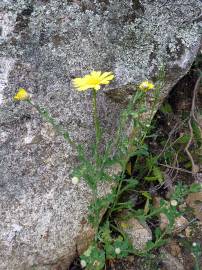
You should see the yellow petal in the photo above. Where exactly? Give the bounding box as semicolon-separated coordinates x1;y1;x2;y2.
100;74;114;84
72;71;115;91
94;85;101;91
73;78;85;86
139;81;154;92
100;72;113;80
90;71;101;78
14;88;29;101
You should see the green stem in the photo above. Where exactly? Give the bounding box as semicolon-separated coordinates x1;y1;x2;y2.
26;100;76;148
139;84;161;146
92;90;100;164
107;173;125;218
145;230;167;253
133;80;163;171
116;91;143;150
136;67;165;151
104;90;143;171
194;257;200;270
110;223;125;236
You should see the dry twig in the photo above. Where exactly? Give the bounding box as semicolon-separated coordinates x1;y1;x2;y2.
185;76;201;174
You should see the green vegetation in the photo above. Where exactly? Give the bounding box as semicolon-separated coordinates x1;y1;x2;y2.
14;54;202;269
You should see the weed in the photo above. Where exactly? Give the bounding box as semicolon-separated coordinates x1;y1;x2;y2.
13;63;202;269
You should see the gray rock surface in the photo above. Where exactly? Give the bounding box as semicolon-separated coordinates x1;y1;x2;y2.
160;248;184;270
0;0;201;269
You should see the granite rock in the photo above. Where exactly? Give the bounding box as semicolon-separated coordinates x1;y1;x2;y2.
0;0;201;269
117;217;152;250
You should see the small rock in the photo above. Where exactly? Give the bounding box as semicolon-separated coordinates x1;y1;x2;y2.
159;212;170;231
185;226;192;238
173;216;189;234
116;216;152;250
160;213;189;234
107;163;122;177
154;197;189;234
169;240;182;257
186;191;202;221
160;248;184;270
178;202;187;212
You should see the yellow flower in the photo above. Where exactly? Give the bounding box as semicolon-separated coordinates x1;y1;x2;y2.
139;81;154;92
14;88;29;101
72;71;114;91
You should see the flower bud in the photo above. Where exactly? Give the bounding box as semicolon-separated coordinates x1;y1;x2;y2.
72;176;79;185
115;247;121;255
80;260;87;268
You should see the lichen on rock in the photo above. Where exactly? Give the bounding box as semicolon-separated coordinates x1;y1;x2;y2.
0;0;201;269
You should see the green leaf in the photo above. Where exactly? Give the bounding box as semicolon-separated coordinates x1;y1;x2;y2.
154;239;167;249
142;191;152;200
139;107;147;113
130;112;139;118
113;238;133;258
144;176;159;182
171;182;189;203
146;155;158;171
144;166;164;183
133;144;149;157
154;228;162;239
132;209;146;223
191;242;202;258
81;244;105;270
100;222;112;243
105;243;115;259
189;183;202;193
121;179;138;192
175;134;190;144
192;120;202;147
146;240;155;250
88;194;115;227
153;166;164;183
160;102;173;114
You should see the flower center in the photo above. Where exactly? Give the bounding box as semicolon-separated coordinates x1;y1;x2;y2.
88;78;100;85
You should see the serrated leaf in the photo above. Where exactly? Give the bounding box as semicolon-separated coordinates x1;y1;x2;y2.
142;191;152;200
146;240;155;250
144;176;159;182
189;183;202;193
133;144;149;157
121;179;138;193
154;239;167;249
153;166;164;183
176;134;191;144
